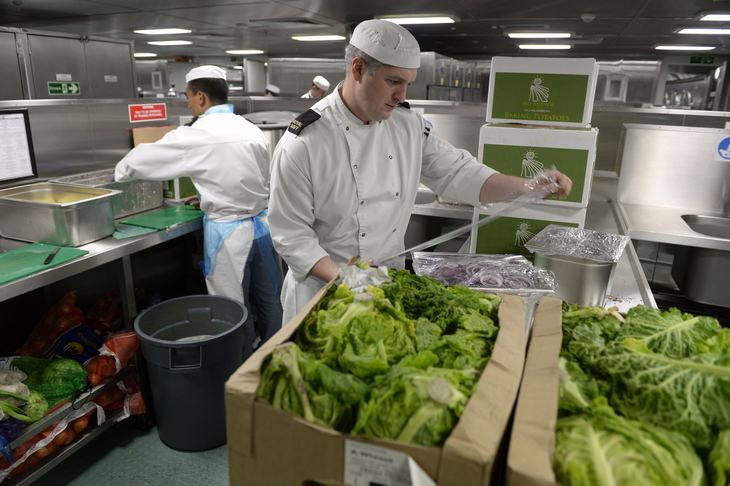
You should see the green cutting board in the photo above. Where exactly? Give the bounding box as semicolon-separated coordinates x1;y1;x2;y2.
0;243;89;285
120;205;203;230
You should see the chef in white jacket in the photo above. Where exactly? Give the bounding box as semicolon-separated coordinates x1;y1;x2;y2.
300;75;330;99
115;65;283;343
268;20;572;324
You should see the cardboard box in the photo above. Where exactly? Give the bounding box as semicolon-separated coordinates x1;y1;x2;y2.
225;284;528;486
506;297;563;485
131;125;196;201
469;205;586;258
479;124;598;208
486;57;598;127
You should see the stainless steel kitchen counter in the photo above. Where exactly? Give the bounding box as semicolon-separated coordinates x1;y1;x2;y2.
613;202;730;251
0;217;202;303
587;176;657;312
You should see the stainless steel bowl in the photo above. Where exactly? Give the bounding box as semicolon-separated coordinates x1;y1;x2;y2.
0;182;120;246
534;253;616;307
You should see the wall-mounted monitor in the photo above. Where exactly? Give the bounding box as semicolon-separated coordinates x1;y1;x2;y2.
0;109;37;184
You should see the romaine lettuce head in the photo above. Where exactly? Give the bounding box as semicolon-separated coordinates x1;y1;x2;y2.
554;400;705;486
256;343;369;430
558;356;609;416
352;366;476;446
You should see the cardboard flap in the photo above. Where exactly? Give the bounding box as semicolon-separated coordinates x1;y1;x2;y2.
225;280;334;458
439;293;527;486
132;125;176;146
506;297;563;486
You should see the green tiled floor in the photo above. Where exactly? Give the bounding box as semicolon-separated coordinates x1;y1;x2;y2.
33;421;228;485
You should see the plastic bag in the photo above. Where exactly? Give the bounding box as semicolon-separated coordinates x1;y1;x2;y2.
412;252;555;291
524;225;629;263
338;263;390;293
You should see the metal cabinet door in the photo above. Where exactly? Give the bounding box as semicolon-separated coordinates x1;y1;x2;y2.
28;34;88;99
85;40;136;98
0;31;24;100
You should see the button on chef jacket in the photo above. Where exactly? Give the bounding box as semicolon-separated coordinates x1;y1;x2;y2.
269;85;497;322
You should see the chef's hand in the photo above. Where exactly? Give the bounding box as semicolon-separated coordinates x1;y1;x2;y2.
529;170;572;199
183;196;200;208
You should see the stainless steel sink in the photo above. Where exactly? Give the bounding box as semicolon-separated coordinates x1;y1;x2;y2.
681;214;730;239
677;214;730;307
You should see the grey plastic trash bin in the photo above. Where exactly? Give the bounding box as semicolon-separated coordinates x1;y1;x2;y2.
134;295;250;451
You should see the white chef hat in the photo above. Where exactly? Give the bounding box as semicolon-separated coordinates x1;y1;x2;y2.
312;75;330;90
185;65;227;83
265;84;280;94
349;19;421;69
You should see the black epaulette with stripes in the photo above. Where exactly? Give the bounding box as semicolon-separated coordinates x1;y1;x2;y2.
287;109;321;135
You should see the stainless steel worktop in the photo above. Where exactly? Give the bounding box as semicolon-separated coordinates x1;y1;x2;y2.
0;217;202;303
613;202;730;252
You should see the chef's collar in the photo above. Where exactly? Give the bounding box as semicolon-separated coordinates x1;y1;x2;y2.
202;104;234;116
333;83;378;127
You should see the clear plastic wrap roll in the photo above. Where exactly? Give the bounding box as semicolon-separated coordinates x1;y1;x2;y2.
524;225;629;263
412;252;555;291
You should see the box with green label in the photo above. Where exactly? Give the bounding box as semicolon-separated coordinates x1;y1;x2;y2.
487;57;598;127
468;204;586;258
163;177;197;201
479;123;598;208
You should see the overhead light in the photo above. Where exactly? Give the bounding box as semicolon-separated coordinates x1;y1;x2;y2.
291;34;346;41
518;44;572;50
655;45;716;51
378;15;456;25
232;65;243;69
135;28;191;35
679;28;730;35
700;14;730;21
226;49;264;55
508;32;571;39
148;40;192;46
134;52;158;58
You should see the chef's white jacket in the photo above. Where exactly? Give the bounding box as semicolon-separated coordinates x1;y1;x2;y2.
115;107;271;301
300;91;314;99
269;87;497;322
115;109;270;220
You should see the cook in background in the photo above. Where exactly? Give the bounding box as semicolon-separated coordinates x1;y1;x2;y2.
268;20;573;324
115;65;283;344
264;84;280;97
301;75;331;99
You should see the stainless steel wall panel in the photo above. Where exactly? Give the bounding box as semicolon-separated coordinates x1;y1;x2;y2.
267;58;345;98
27;34;88;99
0;31;24;100
26;104;94;176
617;124;730;213
85;40;136;98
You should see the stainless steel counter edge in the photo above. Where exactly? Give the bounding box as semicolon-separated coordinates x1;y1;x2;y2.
0;218;202;302
615;202;730;251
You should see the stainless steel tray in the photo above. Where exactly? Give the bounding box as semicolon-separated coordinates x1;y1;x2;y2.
0;182;120;246
51;169;163;218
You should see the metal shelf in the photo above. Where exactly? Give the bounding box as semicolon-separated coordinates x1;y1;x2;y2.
5;367;134;485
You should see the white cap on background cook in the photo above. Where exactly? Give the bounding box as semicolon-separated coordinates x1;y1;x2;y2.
349;19;421;69
312;75;330;90
185;65;227;82
265;84;281;94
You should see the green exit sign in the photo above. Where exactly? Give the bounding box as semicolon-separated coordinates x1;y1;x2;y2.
690;56;715;65
47;81;81;95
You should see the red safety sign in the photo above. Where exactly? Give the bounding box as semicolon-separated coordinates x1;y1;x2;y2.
128;103;168;123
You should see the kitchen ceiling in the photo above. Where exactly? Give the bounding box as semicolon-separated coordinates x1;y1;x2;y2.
2;0;730;61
